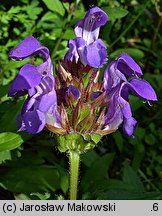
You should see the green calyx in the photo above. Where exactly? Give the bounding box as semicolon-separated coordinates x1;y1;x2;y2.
55;133;102;153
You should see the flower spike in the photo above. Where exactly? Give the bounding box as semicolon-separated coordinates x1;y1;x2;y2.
8;7;157;140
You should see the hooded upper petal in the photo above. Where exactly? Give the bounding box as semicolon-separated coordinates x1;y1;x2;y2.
117;53;143;77
75;6;108;44
10;36;49;61
8;64;42;97
10;36;41;60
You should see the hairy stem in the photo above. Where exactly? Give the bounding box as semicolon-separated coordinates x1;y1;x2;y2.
69;150;80;200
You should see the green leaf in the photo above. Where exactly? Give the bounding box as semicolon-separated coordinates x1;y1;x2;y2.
110;48;145;60
64;28;75;40
8;6;21;14
132;147;144;171
0;166;60;194
82;72;91;89
30;192;51;200
15;193;31;200
112;131;123;152
129;95;143;112
60;173;69;195
95;189;162;200
0;84;10;98
41;11;59;22
102;7;128;21
0;150;11;164
145;134;156;145
123;162;145;192
0;132;23;151
0;99;24;132
81;153;115;192
42;0;65;16
63;2;69;11
81;150;100;167
55;164;69;195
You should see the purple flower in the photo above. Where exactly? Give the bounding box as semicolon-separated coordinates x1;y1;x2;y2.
65;85;80;100
8;9;157;140
64;6;108;68
64;85;81;106
8;36;61;134
103;53;157;137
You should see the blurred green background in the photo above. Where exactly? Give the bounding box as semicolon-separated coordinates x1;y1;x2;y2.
0;0;162;200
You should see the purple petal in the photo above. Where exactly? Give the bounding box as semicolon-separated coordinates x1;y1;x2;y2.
45;105;62;128
105;92;123;130
118;96;132;118
123;117;137;137
33;75;54;99
8;64;42;97
23;110;45;134
75;6;108;44
10;36;41;60
74;20;84;38
105;91;123;125
64;37;85;63
117;53;143;77
28;88;36;97
36;57;53;75
16;115;26;132
129;78;157;101
106;107;123;131
91;91;102;100
10;36;50;61
39;90;57;112
66;85;80;100
83;39;107;68
38;47;50;60
25;75;55;113
103;60;127;92
85;6;108;28
21;98;31;114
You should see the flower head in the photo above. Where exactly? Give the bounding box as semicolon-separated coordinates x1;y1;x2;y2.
8;7;157;149
64;6;108;68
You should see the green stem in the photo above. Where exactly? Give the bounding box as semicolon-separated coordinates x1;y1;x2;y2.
69;150;80;200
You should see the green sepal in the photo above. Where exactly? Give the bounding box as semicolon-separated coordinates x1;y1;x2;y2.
82;72;91;89
55;133;102;153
